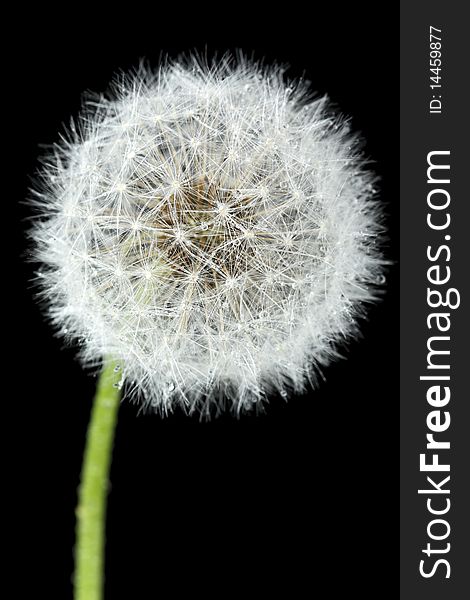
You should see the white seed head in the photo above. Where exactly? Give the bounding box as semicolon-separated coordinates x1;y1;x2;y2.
31;55;385;416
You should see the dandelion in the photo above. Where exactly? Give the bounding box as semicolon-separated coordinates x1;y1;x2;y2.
30;54;385;599
33;55;385;416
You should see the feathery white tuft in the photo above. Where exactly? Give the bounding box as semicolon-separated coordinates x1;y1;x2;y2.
31;55;385;416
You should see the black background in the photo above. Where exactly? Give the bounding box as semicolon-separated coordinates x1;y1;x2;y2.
12;4;397;598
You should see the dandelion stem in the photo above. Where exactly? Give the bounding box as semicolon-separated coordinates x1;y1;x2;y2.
74;360;122;600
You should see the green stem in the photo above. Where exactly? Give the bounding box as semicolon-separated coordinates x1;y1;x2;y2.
74;360;122;600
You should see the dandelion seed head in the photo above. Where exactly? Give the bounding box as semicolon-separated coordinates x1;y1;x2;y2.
31;55;385;416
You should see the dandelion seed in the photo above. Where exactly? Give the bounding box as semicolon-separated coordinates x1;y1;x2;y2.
31;55;385;416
